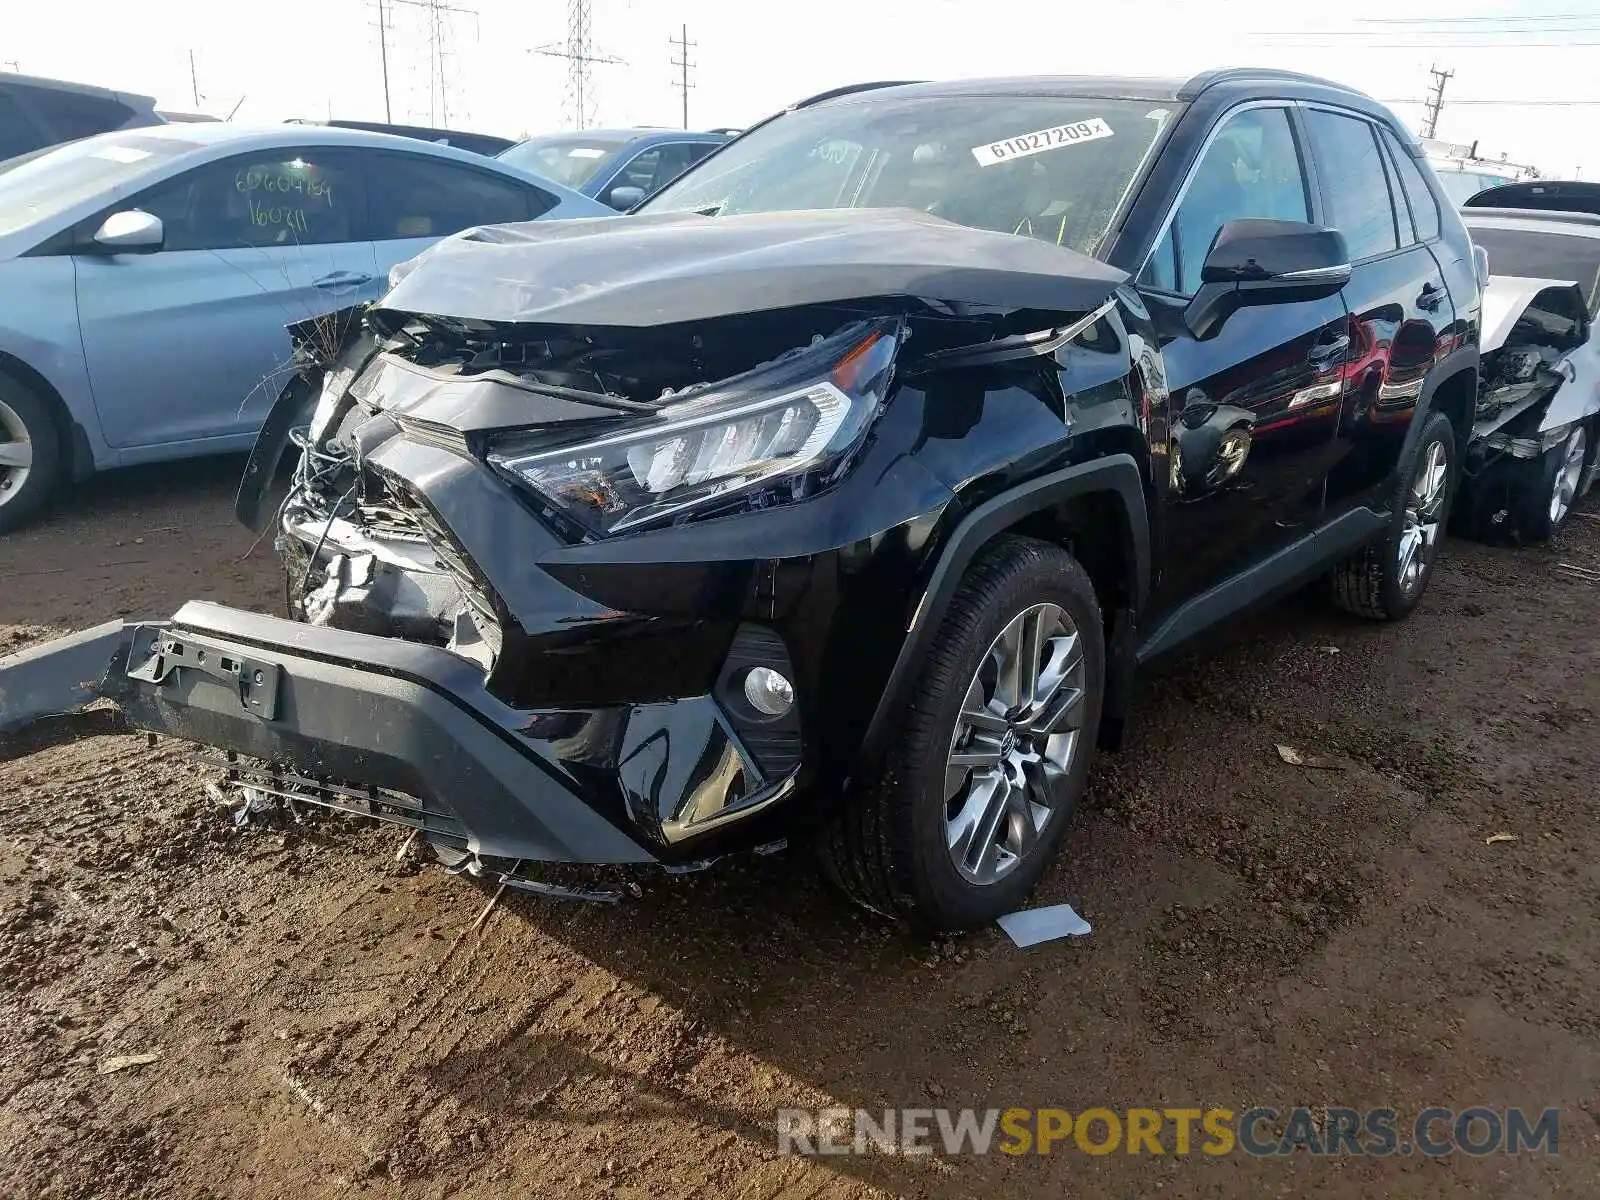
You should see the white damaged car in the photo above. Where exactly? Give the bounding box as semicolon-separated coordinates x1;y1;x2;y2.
1459;206;1600;542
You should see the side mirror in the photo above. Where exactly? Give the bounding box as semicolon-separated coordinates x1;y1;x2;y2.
92;210;164;253
1185;218;1351;339
606;185;646;212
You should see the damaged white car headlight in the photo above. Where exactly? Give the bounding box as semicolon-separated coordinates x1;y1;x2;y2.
488;322;899;536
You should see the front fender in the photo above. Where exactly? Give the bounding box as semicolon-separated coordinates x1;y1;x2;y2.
858;453;1149;767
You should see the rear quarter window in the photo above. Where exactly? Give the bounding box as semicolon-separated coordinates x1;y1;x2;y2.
1382;130;1442;241
31;89;137;142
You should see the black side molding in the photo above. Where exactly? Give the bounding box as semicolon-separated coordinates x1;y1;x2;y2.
1135;505;1386;665
859;454;1150;764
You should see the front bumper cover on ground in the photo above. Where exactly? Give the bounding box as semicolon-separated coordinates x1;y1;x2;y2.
0;602;798;865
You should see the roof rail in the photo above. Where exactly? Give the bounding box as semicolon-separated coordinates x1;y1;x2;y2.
790;80;923;110
1179;67;1369;100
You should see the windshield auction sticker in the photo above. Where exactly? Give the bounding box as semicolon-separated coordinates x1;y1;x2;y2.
972;118;1114;167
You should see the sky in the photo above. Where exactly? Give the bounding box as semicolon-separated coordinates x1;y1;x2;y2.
8;0;1600;177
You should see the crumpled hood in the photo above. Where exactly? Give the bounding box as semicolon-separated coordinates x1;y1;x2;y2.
1480;275;1586;354
377;207;1129;327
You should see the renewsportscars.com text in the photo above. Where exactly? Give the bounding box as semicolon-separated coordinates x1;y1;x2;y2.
776;1106;1560;1158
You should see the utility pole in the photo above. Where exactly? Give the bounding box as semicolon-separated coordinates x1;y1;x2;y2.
1422;65;1453;139
535;0;624;131
371;0;393;122
3;61;19;73
669;24;696;130
189;50;200;108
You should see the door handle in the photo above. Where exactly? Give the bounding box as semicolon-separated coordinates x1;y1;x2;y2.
312;271;374;290
1309;334;1350;365
1417;283;1444;313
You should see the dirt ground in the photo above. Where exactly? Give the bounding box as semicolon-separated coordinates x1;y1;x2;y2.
0;457;1596;1199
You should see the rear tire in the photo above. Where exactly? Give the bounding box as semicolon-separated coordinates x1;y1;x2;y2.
817;535;1105;932
0;371;63;535
1331;411;1456;621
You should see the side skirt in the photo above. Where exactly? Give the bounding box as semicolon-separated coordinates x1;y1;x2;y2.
1134;506;1387;667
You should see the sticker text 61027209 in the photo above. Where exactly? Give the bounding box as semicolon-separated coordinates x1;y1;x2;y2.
971;118;1114;167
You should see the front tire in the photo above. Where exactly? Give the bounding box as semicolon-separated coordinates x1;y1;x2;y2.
1332;411;1456;621
818;535;1105;931
0;371;63;535
1508;424;1587;544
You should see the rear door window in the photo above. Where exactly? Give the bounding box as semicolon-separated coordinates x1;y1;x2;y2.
1304;109;1399;261
363;154;544;240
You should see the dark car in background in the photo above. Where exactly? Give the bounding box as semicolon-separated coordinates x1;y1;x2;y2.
0;72;164;160
1464;179;1600;218
284;118;516;159
497;127;734;209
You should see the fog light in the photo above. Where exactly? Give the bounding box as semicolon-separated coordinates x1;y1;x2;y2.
743;667;795;716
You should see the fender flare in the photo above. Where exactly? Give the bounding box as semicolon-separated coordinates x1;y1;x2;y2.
858;453;1150;764
1404;345;1480;464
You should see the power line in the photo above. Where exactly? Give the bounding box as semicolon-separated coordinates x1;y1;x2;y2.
1251;37;1600;48
1250;28;1600;38
1357;11;1600;23
669;24;696;131
1385;97;1600;106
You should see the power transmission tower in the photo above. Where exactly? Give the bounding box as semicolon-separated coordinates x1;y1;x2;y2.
389;0;478;127
670;24;696;130
370;0;394;122
535;0;624;130
1422;65;1454;138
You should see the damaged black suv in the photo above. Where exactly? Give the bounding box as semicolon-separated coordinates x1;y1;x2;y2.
3;70;1482;930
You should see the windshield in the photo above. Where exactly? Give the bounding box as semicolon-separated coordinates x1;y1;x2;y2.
1469;224;1600;316
0;132;196;238
498;136;632;187
1433;169;1515;206
639;95;1175;255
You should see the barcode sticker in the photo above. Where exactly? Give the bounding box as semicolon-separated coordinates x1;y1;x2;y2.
972;118;1114;167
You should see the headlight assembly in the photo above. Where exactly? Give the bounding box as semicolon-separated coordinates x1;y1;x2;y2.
488;320;900;536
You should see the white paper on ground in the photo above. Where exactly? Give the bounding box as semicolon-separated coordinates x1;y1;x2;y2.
997;903;1092;947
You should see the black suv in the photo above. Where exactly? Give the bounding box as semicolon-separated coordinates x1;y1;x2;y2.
1;70;1480;930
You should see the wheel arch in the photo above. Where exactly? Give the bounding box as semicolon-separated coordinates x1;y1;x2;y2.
0;351;92;481
857;454;1150;768
1412;351;1478;468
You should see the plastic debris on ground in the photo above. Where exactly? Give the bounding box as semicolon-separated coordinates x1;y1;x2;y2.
997;903;1092;947
1276;744;1346;770
98;1052;160;1075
